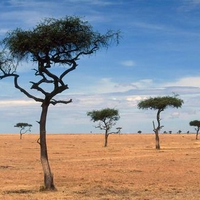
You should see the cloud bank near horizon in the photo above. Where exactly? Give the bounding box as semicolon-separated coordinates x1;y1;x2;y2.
0;0;200;134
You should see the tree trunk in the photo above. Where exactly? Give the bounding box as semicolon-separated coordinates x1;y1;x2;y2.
39;102;55;190
20;129;23;139
196;129;199;140
104;131;109;147
154;109;162;150
155;131;160;150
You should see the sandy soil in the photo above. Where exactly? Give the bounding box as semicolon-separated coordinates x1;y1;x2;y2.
0;133;200;200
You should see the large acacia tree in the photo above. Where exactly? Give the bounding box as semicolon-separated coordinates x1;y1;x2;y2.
138;95;183;149
87;108;120;147
0;16;119;190
189;120;200;140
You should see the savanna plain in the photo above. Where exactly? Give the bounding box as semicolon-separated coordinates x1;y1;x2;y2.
0;133;200;200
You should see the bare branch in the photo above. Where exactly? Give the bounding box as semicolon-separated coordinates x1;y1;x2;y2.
13;75;43;103
37;138;41;145
50;98;72;105
30;82;49;95
60;60;77;80
42;67;60;87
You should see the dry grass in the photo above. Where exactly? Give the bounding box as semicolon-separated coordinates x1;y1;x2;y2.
0;133;200;199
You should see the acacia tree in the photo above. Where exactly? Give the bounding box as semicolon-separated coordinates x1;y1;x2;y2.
0;16;119;190
87;108;120;147
189;120;200;140
138;95;183;149
177;130;182;134
14;122;32;139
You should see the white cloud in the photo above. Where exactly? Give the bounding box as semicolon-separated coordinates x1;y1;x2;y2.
0;100;37;107
125;96;147;107
164;76;200;88
170;111;181;118
134;79;154;88
120;60;136;67
126;96;146;102
119;79;154;92
81;78;155;94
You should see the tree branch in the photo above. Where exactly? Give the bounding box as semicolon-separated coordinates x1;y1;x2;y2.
50;98;72;105
60;60;77;80
42;67;60;87
0;72;44;103
37;137;41;145
13;74;43;103
30;81;49;95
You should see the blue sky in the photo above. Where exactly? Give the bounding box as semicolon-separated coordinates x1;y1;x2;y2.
0;0;200;134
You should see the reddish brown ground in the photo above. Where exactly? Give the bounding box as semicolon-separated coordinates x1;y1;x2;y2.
0;133;200;200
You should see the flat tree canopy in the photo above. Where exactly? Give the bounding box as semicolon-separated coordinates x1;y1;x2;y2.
3;17;119;66
88;108;119;123
14;122;32;139
189;120;200;127
138;96;183;111
14;122;32;128
87;108;120;147
189;120;200;139
138;95;183;149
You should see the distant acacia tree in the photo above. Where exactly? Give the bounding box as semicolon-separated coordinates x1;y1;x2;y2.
189;120;200;140
138;130;142;134
87;108;120;147
115;127;122;134
177;130;182;134
0;16;119;190
138;95;183;149
14;122;32;139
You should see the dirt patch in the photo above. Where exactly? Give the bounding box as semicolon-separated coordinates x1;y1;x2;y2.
0;133;200;199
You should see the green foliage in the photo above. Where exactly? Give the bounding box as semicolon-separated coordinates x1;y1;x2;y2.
3;16;120;63
190;120;200;140
138;95;183;149
14;122;32;138
14;122;32;128
138;95;184;111
87;108;120;131
189;120;200;127
87;108;119;122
